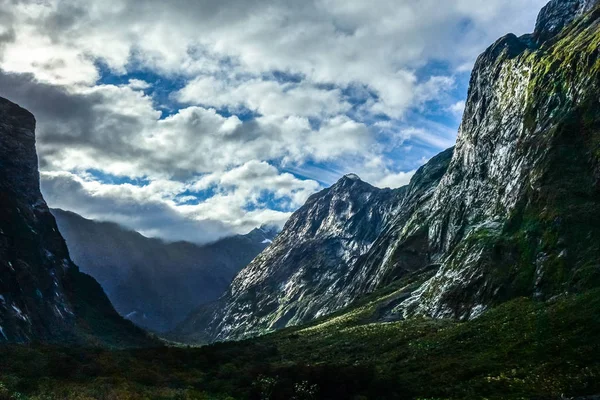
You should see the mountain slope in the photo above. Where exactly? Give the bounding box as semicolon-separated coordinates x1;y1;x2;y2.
4;270;600;399
177;0;600;344
0;96;153;346
173;160;453;343
52;208;276;332
280;0;600;323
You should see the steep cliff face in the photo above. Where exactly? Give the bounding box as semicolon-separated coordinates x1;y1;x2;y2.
394;0;600;319
52;208;276;332
212;175;408;341
0;97;152;346
174;153;453;343
342;148;454;296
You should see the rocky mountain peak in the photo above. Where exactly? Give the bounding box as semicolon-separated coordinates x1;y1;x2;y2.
534;0;600;44
329;173;370;192
172;149;454;343
245;224;279;243
342;173;361;181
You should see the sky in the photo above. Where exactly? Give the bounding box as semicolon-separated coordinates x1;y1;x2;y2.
0;0;548;244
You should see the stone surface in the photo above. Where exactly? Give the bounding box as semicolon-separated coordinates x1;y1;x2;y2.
534;0;600;44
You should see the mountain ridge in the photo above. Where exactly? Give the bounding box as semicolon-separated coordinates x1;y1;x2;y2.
51;208;277;332
172;148;453;343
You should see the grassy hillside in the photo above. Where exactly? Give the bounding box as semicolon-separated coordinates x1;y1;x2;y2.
1;274;600;399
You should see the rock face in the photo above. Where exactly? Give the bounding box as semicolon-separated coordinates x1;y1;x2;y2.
0;97;152;346
534;0;600;44
394;0;600;319
176;0;600;344
174;153;453;343
52;208;276;332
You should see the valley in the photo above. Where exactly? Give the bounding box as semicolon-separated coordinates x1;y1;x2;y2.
0;0;600;399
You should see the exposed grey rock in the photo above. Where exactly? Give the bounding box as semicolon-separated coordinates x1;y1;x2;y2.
174;151;453;343
210;174;408;341
534;0;600;44
395;0;600;319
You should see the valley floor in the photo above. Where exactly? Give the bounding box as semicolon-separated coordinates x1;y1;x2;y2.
1;285;600;400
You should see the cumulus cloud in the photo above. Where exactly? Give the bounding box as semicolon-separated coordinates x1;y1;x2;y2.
177;77;351;118
375;170;417;189
127;79;152;90
448;100;467;118
1;0;546;113
40;160;317;242
0;0;548;242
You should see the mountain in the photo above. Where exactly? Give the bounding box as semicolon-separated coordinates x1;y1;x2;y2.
389;0;600;319
0;96;154;346
51;209;277;332
175;0;600;344
171;158;452;343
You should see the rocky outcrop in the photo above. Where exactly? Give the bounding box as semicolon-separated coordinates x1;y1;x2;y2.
0;97;153;346
215;174;409;341
534;0;600;44
342;147;454;296
52;208;276;332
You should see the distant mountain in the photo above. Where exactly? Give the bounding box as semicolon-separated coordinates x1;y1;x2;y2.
51;209;277;332
171;163;452;343
175;0;600;344
0;96;154;346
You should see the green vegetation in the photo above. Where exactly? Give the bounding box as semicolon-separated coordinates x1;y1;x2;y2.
1;283;600;399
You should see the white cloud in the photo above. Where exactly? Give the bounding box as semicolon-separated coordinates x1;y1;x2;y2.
0;0;548;241
0;0;547;115
396;127;457;150
177;77;351;118
449;100;466;118
40;162;319;243
375;170;417;189
127;79;152;90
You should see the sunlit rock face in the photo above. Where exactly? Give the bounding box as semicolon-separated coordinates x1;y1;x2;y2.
208;175;408;341
395;0;600;319
534;0;600;44
0;97;151;346
173;151;453;343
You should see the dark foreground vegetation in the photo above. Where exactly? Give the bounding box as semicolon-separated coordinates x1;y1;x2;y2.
1;285;600;400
